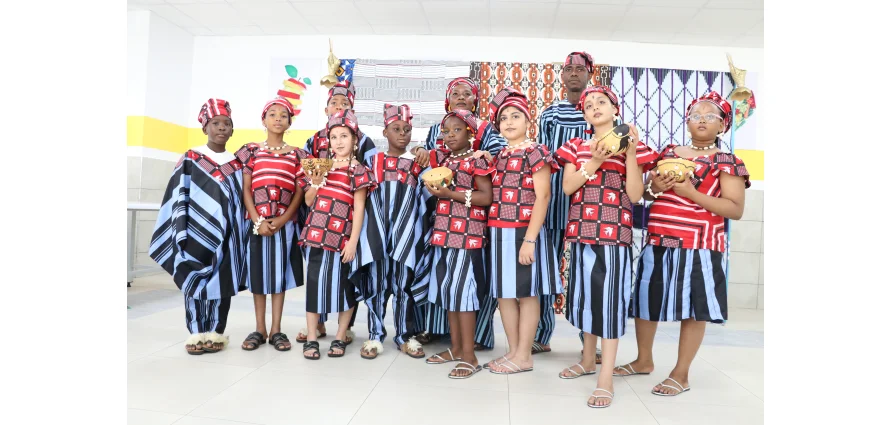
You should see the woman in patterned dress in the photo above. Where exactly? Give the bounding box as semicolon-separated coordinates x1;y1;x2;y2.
237;99;308;353
554;86;658;408
614;91;749;398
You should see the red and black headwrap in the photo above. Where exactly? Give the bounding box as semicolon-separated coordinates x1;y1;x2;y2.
577;85;620;115
328;80;356;107
564;51;595;73
198;98;232;128
445;77;479;113
383;103;413;128
686;91;733;134
326;109;360;137
489;87;531;132
261;97;295;123
441;109;481;135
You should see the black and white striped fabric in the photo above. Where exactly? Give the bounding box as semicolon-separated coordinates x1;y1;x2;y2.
428;247;486;312
365;259;415;347
631;245;728;323
536;100;589;233
244;221;303;295
488;227;562;299
563;243;633;339
184;296;231;334
304;247;358;314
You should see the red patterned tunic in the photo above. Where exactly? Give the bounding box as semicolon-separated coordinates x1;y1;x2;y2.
645;145;751;252
554;138;658;246
371;153;423;187
237;143;309;219
488;144;560;228
429;150;494;250
299;164;377;252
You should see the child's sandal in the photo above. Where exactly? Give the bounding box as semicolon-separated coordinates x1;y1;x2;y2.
303;341;320;360
185;334;205;355
270;332;291;352
241;332;266;351
328;340;347;358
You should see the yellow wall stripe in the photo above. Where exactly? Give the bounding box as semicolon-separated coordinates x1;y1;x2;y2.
734;149;764;181
127;115;765;181
127;115;313;155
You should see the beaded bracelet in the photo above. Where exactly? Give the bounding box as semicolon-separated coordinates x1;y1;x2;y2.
579;162;597;181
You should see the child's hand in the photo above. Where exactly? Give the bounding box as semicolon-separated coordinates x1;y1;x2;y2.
425;181;449;197
473;150;493;162
259;221;275;237
341;242;357;263
307;170;326;186
671;178;696;199
648;170;675;194
518;242;536;265
267;218;284;234
590;144;614;163
413;147;430;168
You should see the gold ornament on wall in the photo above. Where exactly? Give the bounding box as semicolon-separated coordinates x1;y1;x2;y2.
726;53;752;102
320;39;341;89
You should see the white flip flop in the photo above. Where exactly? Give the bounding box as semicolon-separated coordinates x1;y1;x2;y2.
652;377;691;396
559;363;597;379
587;388;614;408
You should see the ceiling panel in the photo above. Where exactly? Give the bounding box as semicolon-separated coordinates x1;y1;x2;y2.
174;3;253;28
127;0;762;47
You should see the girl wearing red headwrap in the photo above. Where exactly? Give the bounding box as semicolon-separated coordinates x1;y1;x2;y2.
236;98;309;353
483;88;562;375
150;99;245;355
417;110;494;378
615;91;750;398
553;86;658;408
410;77;506;352
298;110;378;360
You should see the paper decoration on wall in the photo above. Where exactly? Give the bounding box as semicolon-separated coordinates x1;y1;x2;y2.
276;65;313;117
733;93;756;131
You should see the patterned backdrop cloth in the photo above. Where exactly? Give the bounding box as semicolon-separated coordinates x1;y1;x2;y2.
348;60;737;155
349;59;472;150
470;62;613;140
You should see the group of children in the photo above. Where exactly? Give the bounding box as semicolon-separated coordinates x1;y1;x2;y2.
148;50;750;409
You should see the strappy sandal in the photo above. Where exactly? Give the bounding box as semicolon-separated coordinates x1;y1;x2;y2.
241;332;266;351
361;340;383;360
296;327;327;343
185;334;205;355
302;341;320;360
612;363;651;377
652;377;691;397
448;361;482;379
587;388;614;408
399;337;425;359
328;339;347;358
483;355;507;370
559;363;596;379
531;341;551;355
425;348;461;364
269;332;292;352
489;358;533;375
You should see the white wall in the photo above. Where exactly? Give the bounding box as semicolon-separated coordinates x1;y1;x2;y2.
190;34;764;131
127;11;150;117
144;13;195;127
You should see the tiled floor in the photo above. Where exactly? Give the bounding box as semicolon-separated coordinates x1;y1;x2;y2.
128;273;764;425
